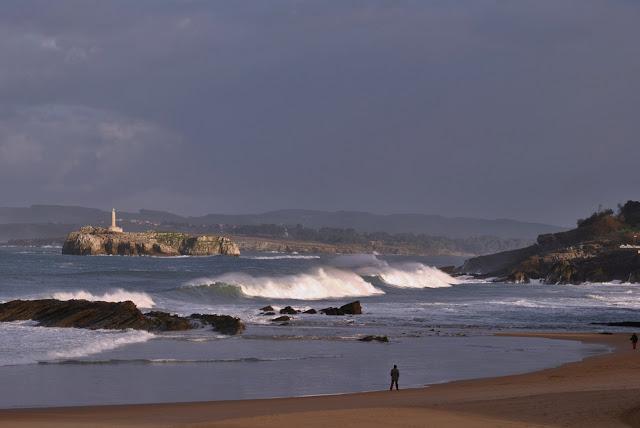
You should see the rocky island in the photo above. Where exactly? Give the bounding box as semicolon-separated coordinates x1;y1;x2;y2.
62;226;240;256
61;209;240;257
460;200;640;284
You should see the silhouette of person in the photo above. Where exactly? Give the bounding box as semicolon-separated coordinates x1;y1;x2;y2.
631;333;638;350
389;364;399;391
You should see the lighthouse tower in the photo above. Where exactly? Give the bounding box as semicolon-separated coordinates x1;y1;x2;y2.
108;208;123;233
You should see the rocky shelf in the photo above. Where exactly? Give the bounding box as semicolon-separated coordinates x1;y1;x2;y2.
0;299;245;335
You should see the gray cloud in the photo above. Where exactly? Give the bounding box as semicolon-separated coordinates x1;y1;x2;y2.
0;1;638;224
0;105;183;200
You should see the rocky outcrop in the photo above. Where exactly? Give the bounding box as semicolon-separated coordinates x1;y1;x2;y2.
62;226;240;257
593;321;640;328
320;301;362;316
279;306;299;315
0;299;244;335
188;313;246;335
359;335;389;343
459;201;640;284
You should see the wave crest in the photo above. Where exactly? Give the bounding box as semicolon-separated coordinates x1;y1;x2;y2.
244;255;321;260
376;263;459;288
184;267;384;300
51;289;155;308
348;256;458;288
47;330;155;360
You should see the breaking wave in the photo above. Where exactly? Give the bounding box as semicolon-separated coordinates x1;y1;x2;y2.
586;293;640;308
339;255;459;288
184;267;384;300
244;255;321;260
47;330;156;360
0;321;155;366
51;289;155;308
373;263;459;288
332;254;463;288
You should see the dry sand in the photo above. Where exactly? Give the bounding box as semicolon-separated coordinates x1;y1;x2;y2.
2;333;640;427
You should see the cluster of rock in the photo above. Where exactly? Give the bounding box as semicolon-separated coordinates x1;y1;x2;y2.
258;301;362;322
0;299;245;335
459;201;640;284
62;226;240;257
257;301;388;343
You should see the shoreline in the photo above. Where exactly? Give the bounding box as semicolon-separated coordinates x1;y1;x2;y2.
0;332;638;427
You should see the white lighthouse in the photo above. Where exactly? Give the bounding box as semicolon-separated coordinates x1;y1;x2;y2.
108;208;123;233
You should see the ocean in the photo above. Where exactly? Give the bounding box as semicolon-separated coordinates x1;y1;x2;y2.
1;246;635;408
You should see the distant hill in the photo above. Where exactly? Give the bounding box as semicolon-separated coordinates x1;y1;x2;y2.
0;205;566;242
194;209;566;240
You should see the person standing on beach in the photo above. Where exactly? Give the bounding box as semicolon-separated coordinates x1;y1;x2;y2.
390;365;399;391
631;333;638;350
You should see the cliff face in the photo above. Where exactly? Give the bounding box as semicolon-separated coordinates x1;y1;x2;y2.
460;201;640;284
62;226;240;257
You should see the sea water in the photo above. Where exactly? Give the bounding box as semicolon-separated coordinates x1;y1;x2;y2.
0;246;630;408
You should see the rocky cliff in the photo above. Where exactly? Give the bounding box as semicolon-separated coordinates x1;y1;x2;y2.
62;226;240;256
460;201;640;284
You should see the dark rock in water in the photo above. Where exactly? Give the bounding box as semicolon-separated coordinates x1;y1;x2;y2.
438;265;457;274
340;301;362;314
144;311;192;331
271;315;291;322
0;299;245;335
321;301;362;316
359;335;389;343
0;299;149;330
261;311;276;316
320;307;343;316
260;305;275;312
279;306;299;315
303;309;317;314
189;313;245;335
592;321;640;328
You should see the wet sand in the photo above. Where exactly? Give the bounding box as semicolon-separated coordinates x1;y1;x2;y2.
1;333;639;427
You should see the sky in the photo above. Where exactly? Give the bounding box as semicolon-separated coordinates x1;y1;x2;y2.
0;1;638;226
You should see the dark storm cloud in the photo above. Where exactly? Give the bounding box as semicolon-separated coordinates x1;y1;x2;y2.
0;0;638;225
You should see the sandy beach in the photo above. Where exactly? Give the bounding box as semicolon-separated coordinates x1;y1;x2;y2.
0;332;638;427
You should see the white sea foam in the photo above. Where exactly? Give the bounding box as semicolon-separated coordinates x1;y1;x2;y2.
47;330;155;360
185;267;384;300
0;321;154;366
375;263;459;288
586;293;640;308
51;289;155;308
245;255;321;260
331;254;459;288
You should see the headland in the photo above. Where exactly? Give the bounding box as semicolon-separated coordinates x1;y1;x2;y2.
460;200;640;284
